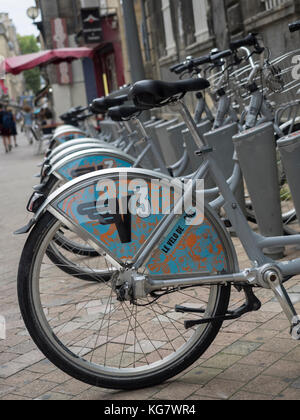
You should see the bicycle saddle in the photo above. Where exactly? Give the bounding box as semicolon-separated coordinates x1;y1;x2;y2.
107;106;140;121
91;95;128;114
128;79;210;110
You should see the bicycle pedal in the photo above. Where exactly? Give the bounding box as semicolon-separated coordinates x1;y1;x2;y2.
291;318;300;340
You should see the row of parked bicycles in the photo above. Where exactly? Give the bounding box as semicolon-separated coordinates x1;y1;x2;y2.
16;21;300;390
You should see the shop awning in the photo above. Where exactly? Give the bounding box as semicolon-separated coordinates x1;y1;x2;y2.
5;48;95;75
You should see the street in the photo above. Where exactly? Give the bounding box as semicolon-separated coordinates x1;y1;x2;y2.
0;134;300;400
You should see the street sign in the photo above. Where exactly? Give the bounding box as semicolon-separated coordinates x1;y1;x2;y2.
81;8;102;44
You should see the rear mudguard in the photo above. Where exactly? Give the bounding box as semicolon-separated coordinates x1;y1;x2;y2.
48;143;118;167
52;129;86;146
48;148;135;182
17;168;238;277
47;138;106;160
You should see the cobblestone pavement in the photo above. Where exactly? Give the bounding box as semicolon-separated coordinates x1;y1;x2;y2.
0;134;300;401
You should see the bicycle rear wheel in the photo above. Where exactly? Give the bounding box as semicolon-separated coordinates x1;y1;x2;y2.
18;200;237;390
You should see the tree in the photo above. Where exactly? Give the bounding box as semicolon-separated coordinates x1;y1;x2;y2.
17;35;41;94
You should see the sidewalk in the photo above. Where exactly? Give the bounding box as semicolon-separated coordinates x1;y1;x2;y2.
0;134;300;400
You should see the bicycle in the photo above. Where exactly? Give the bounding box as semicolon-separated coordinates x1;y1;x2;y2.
16;24;300;391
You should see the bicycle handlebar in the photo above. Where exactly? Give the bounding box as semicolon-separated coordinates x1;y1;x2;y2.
170;51;231;75
170;63;185;72
210;49;233;62
289;20;300;33
230;33;260;50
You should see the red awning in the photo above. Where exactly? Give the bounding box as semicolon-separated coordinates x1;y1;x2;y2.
5;48;95;75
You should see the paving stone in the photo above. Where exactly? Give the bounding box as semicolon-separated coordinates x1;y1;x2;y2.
239;350;284;369
263;360;300;380
275;387;300;400
152;382;200;400
41;370;72;384
0;394;31;401
283;346;300;362
4;371;41;387
0;362;27;378
12;380;57;399
201;353;242;370
0;384;15;397
12;350;45;366
242;375;290;396
259;338;299;353
217;364;265;383
213;332;244;347
223;321;260;334
194;378;245;400
242;328;278;343
179;367;223;385
223;341;262;356
27;360;57;374
291;378;300;389
52;379;92;396
0;352;20;364
35;392;73;400
230;391;271;400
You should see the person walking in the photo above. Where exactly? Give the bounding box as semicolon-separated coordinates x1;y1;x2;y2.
22;105;34;145
0;104;12;153
6;108;18;148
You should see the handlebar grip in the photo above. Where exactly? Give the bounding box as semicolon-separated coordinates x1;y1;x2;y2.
169;63;184;73
230;33;258;50
210;49;232;62
174;63;192;74
289;21;300;33
193;55;212;66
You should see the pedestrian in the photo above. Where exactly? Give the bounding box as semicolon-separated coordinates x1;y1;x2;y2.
22;105;34;145
6;108;18;148
0;104;12;153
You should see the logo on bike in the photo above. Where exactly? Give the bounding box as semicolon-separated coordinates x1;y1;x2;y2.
71;164;104;178
78;198;132;243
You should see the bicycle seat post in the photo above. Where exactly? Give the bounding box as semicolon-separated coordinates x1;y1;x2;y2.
133;117;169;175
177;100;207;150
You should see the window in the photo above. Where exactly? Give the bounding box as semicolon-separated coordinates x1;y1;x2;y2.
261;0;289;11
192;0;209;44
161;0;176;56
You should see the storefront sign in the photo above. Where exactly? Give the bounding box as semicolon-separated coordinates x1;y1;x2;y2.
81;8;102;44
51;18;73;85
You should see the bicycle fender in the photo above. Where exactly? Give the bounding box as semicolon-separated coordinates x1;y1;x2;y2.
39;168;236;275
48;148;135;182
52;130;86;145
47;138;105;160
16;168;166;235
48;143;116;167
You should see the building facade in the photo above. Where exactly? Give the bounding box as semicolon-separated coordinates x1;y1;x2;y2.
119;0;300;115
35;0;126;119
141;0;300;81
0;13;24;101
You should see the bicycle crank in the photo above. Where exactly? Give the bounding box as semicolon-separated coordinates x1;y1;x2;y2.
264;268;300;341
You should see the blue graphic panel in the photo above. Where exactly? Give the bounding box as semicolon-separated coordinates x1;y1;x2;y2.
57;156;132;181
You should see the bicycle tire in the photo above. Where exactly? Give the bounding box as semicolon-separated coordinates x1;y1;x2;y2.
18;207;236;390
